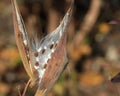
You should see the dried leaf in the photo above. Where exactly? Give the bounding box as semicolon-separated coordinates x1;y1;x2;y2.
79;71;104;87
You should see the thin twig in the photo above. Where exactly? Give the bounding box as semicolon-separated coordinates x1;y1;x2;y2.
69;0;102;49
21;79;31;96
17;87;22;96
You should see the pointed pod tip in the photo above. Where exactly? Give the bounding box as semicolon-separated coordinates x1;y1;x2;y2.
11;0;18;13
67;0;74;15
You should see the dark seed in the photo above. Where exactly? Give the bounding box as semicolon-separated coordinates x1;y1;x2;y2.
42;49;45;54
50;44;54;49
34;52;38;57
24;46;29;51
56;63;58;66
35;62;39;66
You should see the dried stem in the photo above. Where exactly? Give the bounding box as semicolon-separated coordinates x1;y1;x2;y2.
69;0;102;50
21;79;31;96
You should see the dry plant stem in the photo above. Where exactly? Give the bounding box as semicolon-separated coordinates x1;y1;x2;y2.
69;0;102;49
21;79;31;96
17;87;22;96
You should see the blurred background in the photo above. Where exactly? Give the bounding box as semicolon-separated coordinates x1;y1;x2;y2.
0;0;120;96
